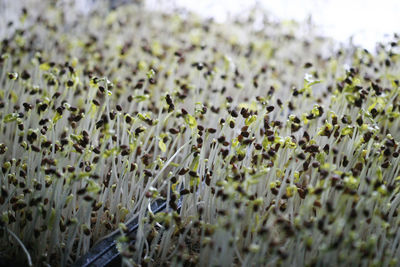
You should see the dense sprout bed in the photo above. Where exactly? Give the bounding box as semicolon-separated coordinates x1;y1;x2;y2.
1;1;400;266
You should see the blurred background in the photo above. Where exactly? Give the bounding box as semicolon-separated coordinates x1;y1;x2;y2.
1;0;399;52
142;0;400;52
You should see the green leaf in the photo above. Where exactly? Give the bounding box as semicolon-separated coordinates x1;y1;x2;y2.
311;105;321;116
245;115;257;126
89;77;99;87
190;156;200;172
345;94;356;103
134;95;149;102
262;136;269;150
138;113;148;121
3;113;18;123
308;80;321;87
70;134;82;142
48;208;56;230
53;113;62;123
87;179;101;193
341;126;354;136
158;139;166;152
39;62;51;71
146;69;156;79
138;60;147;71
184;114;197;129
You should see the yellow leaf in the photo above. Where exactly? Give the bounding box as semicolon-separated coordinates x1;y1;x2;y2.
184;114;197;129
53;113;62;123
158;139;166;152
39;62;51;71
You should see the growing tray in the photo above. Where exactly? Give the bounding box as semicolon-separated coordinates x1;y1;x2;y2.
73;197;180;267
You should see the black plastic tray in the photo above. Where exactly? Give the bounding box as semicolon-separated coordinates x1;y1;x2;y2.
73;198;174;267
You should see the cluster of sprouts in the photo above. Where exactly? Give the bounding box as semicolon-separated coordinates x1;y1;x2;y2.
0;1;400;266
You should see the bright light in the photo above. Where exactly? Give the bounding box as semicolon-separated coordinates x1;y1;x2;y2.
146;0;400;51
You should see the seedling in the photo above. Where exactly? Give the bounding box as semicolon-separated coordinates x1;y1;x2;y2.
0;0;399;266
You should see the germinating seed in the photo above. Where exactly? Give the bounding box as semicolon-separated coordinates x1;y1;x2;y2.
0;1;400;267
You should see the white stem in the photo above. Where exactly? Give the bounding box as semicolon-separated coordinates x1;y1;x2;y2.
5;227;33;266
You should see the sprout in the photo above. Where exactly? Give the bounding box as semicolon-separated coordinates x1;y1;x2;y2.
0;0;400;266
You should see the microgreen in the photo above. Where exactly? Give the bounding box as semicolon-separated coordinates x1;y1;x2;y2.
0;0;400;266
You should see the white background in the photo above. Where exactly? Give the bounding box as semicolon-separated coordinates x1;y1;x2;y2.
145;0;400;51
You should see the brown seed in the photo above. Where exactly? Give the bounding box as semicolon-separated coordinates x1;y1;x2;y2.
230;109;238;117
206;128;216;133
